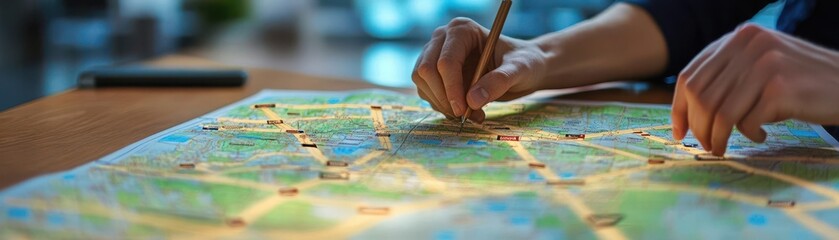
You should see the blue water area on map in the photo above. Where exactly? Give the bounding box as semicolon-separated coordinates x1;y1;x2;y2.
729;145;743;150
333;147;359;155
509;215;531;225
488;201;508;212
466;140;487;146
328;98;341;104
708;182;722;189
419;139;442;145
7;207;31;221
420;101;431;107
529;171;544;181
560;172;575;178
791;130;819;138
47;212;65;225
435;230;456;240
748;214;767;226
160;135;191;143
63;173;75;180
813;209;839;225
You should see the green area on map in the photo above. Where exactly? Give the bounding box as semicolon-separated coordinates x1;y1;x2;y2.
2;90;839;239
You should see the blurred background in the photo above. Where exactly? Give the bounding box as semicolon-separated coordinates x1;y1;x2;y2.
0;0;784;111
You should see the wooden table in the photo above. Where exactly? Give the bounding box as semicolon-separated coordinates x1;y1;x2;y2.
0;55;674;190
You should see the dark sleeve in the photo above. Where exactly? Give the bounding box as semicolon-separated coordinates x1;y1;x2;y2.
619;0;776;76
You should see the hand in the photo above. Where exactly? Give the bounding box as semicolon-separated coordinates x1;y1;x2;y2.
673;23;839;156
412;17;549;122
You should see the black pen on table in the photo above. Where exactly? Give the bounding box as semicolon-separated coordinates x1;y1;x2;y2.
458;0;513;135
77;67;247;88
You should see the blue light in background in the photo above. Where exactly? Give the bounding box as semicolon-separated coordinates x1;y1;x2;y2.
357;0;414;39
448;0;493;12
409;0;446;25
550;8;584;31
749;0;785;29
362;43;422;88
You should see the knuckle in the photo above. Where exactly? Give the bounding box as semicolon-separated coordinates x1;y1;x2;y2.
448;17;474;27
736;23;764;37
491;69;514;81
752;30;780;47
411;70;423;84
676;73;690;87
416;63;438;80
436;57;459;74
756;50;784;69
676;68;693;84
509;60;528;71
683;77;702;95
432;27;446;37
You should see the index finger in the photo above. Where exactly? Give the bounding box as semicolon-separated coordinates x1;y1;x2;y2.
438;18;485;117
673;39;722;140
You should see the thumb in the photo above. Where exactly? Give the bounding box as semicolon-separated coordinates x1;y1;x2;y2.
466;60;522;110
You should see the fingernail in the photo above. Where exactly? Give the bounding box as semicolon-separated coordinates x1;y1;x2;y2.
470;87;489;106
450;100;463;116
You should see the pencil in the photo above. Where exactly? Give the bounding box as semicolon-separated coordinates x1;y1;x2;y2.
459;0;513;134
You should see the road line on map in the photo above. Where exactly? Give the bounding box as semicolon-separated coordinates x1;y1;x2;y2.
796;201;839;211
485;125;627;240
235;179;322;226
259;108;329;164
264;103;429;112
353;150;385;165
506;141;560;181
552;192;628;240
379;160;447;192
783;209;839;237
369;106;392;150
724;161;839;202
584;125;672;139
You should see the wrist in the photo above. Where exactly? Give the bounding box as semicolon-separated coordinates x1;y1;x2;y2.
530;35;570;90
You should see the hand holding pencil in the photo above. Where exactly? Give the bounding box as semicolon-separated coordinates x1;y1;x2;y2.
411;0;548;126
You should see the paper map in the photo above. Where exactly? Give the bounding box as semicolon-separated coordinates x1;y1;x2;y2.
2;89;839;239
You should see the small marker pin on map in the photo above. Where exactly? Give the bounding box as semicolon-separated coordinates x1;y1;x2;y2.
226;218;246;227
253;103;275;108
647;159;665;164
178;163;196;169
358;206;390;215
565;134;586;139
587;213;624;227
683;143;699;148
528;162;546;168
326;160;349;167
767;200;796;208
278;187;299;196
